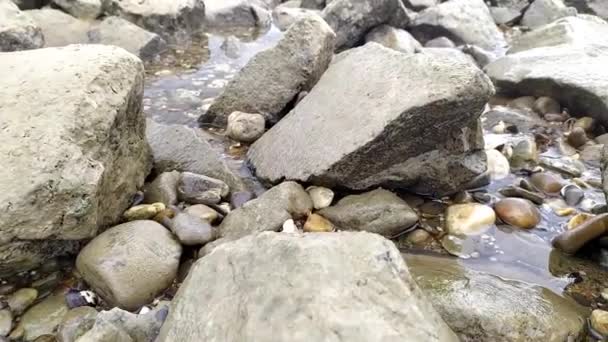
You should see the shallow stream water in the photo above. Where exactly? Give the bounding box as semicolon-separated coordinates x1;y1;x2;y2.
142;25;608;311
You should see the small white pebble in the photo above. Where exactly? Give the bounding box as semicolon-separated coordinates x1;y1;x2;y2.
470;252;480;258
281;219;298;233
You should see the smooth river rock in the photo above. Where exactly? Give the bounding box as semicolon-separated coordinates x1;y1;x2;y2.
248;43;494;196
16;292;69;341
76;221;182;310
201;15;335;126
445;203;496;236
0;45;150;275
318;188;418;237
158;232;458;341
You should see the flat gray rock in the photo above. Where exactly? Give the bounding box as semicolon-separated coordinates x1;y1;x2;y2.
88;16;167;61
146;119;246;192
101;0;205;40
27;8;91;47
0;45;150;275
410;0;507;52
158;232;458;342
485;44;608;125
0;0;43;51
508;14;608;53
201;15;335;126
248;43;494;196
219;181;312;240
522;0;577;28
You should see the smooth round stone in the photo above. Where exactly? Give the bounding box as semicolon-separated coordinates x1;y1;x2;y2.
533;96;560;115
306;186;334;210
170;213;217;246
592;309;608;336
184;204;219;224
508;96;535;111
0;309;12;337
303;214;334;233
424;36;455;48
7;288;38;315
123;203;165;221
573;116;596;133
544;113;568;122
495;198;541;229
445;203;496;236
568;213;594;230
226;111;265;143
57;306;98;342
567;127;588;149
530;172;563;193
486;149;510;180
178;172;229;205
561;184;584;206
405;229;430;245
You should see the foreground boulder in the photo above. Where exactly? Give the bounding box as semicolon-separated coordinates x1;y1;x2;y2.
322;0;411;51
485;44;608;125
88;16;167;61
158;232;458;341
76;221;182;310
0;0;44;51
248;43;493;196
410;0;506;52
407;254;588;341
508;15;608;53
219;181;312;240
102;0;205;40
0;45;150;275
200;15;335;126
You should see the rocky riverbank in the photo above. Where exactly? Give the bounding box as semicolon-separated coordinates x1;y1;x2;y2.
2;0;608;341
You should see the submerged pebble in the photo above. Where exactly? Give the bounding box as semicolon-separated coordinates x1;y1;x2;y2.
495;198;541;229
530;172;563;194
445;203;495;236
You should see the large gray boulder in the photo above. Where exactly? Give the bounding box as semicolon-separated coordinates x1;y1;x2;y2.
410;0;507;52
248;43;494;196
158;232;459;342
53;0;102;19
101;0;205;40
521;0;577;28
0;0;44;51
565;0;608;19
0;45;150;275
219;181;312;240
27;8;90;47
485;44;608;125
146;120;246;192
508;14;608;53
322;0;411;51
204;0;272;28
76;221;182;311
407;254;588;341
88;16;167;61
200;15;335;126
